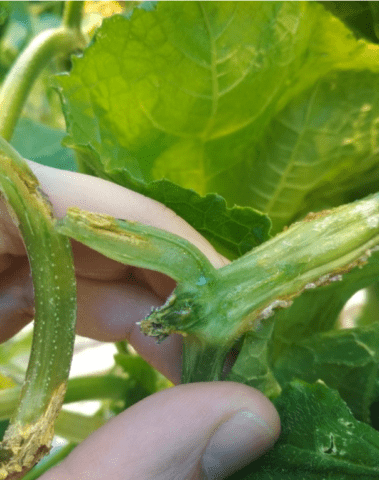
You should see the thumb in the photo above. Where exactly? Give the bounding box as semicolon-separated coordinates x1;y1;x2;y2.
41;382;280;480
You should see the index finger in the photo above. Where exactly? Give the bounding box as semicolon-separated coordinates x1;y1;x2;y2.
27;160;229;269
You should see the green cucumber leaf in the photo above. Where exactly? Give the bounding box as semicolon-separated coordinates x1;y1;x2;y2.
0;421;9;444
274;324;379;422
139;180;271;259
0;330;32;384
230;380;379;480
56;1;379;254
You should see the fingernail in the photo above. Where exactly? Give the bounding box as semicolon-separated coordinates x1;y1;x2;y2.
201;410;275;479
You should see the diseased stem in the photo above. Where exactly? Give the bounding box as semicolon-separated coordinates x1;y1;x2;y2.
0;139;77;479
56;193;379;385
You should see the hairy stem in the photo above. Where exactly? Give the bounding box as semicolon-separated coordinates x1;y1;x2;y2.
0;139;77;479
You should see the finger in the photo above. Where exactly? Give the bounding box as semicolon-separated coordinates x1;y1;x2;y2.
26;160;229;269
0;198;27;258
40;382;281;480
0;258;34;342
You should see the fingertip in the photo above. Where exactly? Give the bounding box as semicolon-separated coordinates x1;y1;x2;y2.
41;382;280;480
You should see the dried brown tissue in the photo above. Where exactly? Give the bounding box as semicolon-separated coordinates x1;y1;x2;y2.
0;383;67;480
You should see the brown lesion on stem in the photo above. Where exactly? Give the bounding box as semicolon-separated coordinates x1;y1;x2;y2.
65;207;149;246
0;383;67;480
302;209;334;222
0;154;54;221
250;246;378;331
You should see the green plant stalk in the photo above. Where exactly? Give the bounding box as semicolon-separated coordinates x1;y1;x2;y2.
0;375;130;421
0;24;86;141
0;139;77;479
62;1;85;31
56;194;379;384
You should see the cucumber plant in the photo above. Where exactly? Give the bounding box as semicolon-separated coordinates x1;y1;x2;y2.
3;1;379;479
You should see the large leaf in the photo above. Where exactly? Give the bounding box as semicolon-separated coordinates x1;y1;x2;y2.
230;380;379;480
56;1;379;254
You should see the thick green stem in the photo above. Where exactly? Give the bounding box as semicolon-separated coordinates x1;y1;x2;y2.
0;139;77;479
0;26;86;141
217;194;379;329
62;1;85;31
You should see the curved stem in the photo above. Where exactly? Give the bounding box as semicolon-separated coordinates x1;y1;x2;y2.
0;138;77;479
55;207;217;285
0;27;86;141
63;1;85;31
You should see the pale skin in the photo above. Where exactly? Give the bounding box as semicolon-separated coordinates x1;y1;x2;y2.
0;161;281;479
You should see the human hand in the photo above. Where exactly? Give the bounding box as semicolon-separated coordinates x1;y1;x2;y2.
0;161;281;479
